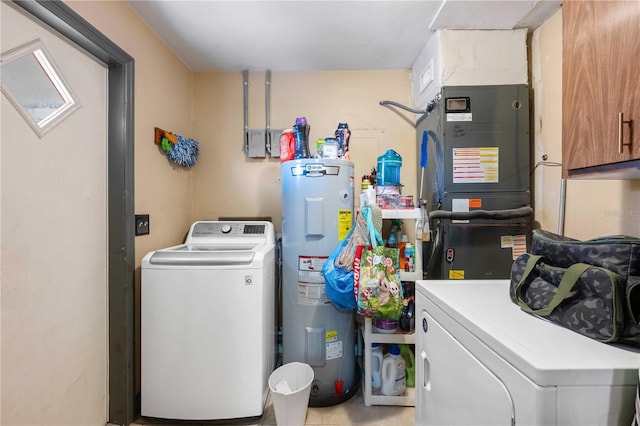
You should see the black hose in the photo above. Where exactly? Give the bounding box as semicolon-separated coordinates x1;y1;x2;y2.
429;206;533;221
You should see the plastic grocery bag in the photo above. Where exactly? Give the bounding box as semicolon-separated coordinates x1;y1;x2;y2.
323;226;356;311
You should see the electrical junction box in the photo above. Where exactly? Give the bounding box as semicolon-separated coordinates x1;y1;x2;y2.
247;130;266;158
268;129;284;158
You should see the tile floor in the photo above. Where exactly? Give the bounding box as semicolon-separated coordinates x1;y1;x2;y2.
133;386;415;426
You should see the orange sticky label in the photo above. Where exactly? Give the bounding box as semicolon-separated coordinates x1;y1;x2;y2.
469;199;482;208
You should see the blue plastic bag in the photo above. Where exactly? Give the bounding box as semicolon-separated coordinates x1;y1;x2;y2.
323;227;356;311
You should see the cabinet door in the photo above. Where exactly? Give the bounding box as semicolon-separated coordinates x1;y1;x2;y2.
562;0;640;172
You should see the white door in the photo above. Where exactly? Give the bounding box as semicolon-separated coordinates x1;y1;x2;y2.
416;307;515;426
1;2;108;425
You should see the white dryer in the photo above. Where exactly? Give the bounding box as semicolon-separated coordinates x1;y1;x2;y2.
141;221;276;421
415;280;640;426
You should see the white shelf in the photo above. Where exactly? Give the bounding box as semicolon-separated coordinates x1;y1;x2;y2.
398;271;422;282
361;317;415;406
380;208;421;219
361;378;416;407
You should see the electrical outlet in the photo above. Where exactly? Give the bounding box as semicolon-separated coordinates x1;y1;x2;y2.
135;214;150;236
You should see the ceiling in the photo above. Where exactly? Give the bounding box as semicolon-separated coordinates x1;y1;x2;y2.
127;0;562;72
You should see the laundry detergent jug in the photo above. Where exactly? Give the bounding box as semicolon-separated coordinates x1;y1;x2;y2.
381;344;406;396
399;344;415;388
371;343;383;391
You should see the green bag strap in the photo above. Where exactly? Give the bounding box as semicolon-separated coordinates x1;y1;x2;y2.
516;256;591;317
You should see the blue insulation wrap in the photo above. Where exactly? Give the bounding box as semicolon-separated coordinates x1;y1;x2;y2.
420;130;428;168
167;134;199;168
419;130;444;205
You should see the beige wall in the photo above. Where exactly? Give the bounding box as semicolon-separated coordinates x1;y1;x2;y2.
192;70;416;233
66;1;194;255
531;9;640;239
65;0;194;393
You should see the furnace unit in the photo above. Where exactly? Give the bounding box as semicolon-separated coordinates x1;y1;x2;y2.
417;85;532;280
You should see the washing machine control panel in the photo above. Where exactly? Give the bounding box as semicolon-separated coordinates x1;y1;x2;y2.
189;221;268;239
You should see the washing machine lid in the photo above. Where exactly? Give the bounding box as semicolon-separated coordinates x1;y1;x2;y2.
147;243;259;265
417;280;640;387
147;221;275;266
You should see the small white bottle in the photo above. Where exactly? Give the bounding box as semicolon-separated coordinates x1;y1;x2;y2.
371;343;383;392
381;344;406;396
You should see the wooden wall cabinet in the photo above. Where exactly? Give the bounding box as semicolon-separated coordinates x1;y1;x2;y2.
562;0;640;178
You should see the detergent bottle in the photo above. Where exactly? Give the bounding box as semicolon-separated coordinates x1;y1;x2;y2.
381;344;406;396
398;234;409;270
404;243;414;272
371;343;383;391
399;344;415;388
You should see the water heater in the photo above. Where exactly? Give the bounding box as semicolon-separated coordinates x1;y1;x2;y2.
281;159;357;406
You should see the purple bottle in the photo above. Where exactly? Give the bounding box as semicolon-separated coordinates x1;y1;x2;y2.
335;122;351;160
293;117;310;159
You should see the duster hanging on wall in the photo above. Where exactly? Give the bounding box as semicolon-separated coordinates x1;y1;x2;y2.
154;127;199;168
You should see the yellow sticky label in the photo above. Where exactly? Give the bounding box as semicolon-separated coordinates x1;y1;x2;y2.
326;330;338;342
501;235;513;248
338;210;352;241
449;270;465;279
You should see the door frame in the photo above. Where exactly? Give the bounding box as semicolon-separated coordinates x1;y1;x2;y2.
8;1;136;425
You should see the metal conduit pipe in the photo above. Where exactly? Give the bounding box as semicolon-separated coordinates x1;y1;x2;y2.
265;70;271;152
558;178;567;236
242;70;249;153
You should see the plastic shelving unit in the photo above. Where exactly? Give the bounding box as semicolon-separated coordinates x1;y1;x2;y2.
360;207;422;406
361;317;415;406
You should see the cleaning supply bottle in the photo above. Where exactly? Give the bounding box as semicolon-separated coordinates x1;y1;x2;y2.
371;343;383;392
398;234;409;270
315;138;324;158
386;231;397;248
404;243;414;272
399;344;415;388
293;117;310;159
381;344;406;396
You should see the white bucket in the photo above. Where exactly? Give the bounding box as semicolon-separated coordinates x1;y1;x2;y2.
268;362;314;426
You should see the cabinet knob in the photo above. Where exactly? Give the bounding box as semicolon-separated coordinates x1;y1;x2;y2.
618;112;632;154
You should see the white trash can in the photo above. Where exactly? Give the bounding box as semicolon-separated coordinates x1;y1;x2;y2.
268;362;314;426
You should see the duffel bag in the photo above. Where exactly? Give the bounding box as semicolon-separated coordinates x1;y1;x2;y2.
510;229;640;348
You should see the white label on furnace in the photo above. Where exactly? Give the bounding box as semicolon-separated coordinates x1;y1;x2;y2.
511;234;527;259
452;147;499;183
451;198;470;224
447;113;472;122
326;341;343;360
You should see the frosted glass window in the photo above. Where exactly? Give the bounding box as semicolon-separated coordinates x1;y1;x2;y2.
1;39;79;138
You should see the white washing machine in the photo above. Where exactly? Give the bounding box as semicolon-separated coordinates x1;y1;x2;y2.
141;221;276;420
415;280;640;426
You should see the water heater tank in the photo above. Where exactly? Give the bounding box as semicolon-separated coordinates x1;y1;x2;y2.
281;159;358;406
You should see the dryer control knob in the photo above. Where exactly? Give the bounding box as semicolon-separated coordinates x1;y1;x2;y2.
221;224;232;234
